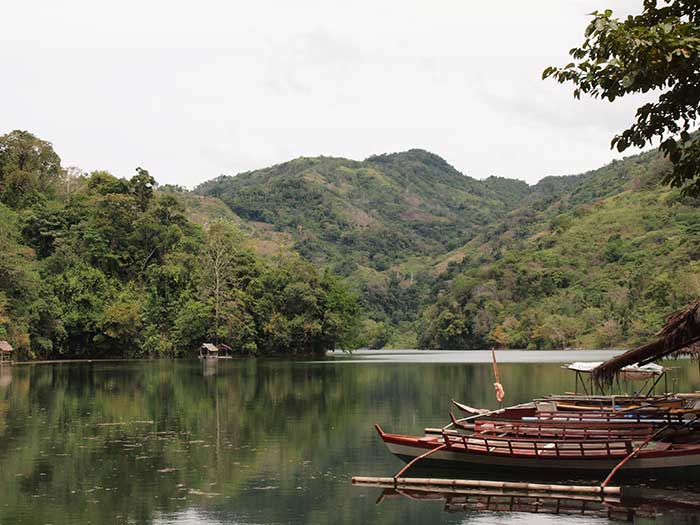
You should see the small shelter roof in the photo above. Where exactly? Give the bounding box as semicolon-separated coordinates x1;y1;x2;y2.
566;361;665;381
201;343;219;353
0;341;13;353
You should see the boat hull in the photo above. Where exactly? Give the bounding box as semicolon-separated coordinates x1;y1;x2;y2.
380;430;700;477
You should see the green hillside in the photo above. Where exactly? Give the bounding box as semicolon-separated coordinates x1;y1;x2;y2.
197;145;700;350
195;150;539;343
195;150;531;271
420;150;700;349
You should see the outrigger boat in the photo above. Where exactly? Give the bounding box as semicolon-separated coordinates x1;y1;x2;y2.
379;386;700;477
401;373;700;476
376;419;700;476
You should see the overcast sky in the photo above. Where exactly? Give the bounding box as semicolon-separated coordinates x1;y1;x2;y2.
1;1;651;187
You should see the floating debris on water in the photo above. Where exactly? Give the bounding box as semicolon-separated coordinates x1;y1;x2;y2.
96;421;154;427
188;489;221;497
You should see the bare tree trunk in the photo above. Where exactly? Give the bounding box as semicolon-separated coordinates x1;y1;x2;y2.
214;252;221;344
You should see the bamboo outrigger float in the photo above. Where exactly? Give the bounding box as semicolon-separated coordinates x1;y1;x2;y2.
352;475;621;497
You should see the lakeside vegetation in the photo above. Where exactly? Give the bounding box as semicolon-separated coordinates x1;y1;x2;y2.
1;129;699;358
0;131;360;359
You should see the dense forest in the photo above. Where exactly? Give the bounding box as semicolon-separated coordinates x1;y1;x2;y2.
419;150;700;349
195;151;544;347
198;146;700;350
2;129;699;358
0;131;360;359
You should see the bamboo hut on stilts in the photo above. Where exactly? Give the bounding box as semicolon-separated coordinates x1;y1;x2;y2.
0;341;13;365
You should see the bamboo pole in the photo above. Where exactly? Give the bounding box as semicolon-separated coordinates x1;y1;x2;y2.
393;444;447;479
492;348;504;408
600;425;668;487
351;476;622;495
443;401;532;431
601;414;699;487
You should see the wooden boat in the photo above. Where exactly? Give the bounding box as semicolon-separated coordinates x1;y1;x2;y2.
452;390;699;418
450;400;700;426
376;424;700;476
424;399;700;440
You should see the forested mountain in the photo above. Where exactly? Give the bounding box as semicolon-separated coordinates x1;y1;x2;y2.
421;150;700;349
195;150;542;345
2;128;697;357
196;150;530;270
0;131;360;359
197;146;699;350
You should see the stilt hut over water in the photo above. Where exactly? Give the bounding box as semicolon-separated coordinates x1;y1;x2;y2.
198;343;233;359
0;341;13;364
199;343;220;359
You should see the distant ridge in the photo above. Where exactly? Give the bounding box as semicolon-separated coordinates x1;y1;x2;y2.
197;146;700;349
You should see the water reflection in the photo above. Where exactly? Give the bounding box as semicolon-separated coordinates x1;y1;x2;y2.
376;486;700;523
0;364;11;387
202;359;218;377
0;354;698;524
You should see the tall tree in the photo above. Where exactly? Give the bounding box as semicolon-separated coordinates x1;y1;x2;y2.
131;167;155;212
544;1;700;194
0;130;62;207
201;221;244;342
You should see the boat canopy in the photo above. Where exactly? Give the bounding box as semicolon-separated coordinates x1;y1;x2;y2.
565;361;666;381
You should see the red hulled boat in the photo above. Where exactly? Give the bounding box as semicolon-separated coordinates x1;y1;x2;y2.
376;423;700;476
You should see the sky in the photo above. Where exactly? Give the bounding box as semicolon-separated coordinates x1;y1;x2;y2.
1;0;652;187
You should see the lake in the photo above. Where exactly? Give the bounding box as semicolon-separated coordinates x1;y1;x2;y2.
1;350;699;524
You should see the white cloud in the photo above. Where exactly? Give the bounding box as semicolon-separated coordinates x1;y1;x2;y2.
0;0;651;187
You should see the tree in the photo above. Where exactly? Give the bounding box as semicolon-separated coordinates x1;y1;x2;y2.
0;130;62;208
98;285;144;351
201;221;245;342
130;167;155;212
131;194;188;273
172;299;212;352
543;1;700;194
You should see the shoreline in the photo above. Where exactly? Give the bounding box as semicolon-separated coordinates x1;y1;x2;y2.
2;348;634;366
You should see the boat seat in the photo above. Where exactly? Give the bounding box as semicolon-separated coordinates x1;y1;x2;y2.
535;401;557;413
640;441;671;451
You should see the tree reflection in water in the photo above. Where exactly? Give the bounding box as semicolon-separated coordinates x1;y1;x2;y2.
0;356;698;524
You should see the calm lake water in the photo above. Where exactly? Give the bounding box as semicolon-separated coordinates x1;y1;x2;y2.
1;350;699;524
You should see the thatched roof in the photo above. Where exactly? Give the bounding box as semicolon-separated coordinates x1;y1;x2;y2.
201;343;219;352
593;300;700;385
0;341;13;353
675;340;700;358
